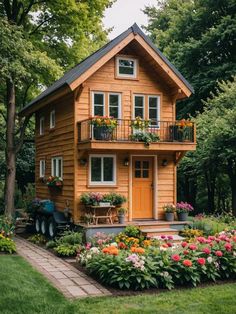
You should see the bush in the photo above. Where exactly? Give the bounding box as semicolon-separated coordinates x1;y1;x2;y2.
0;234;16;254
57;231;83;245
54;243;78;257
28;234;47;245
123;225;141;238
179;228;203;240
192;215;236;235
0;215;15;238
46;240;57;249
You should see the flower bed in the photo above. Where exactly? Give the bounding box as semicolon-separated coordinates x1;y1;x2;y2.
76;228;236;291
0;216;16;254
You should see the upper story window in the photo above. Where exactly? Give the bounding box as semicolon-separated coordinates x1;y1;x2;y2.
109;93;121;119
148;96;160;127
51;157;63;179
92;92;105;116
39;160;45;178
39;117;45;135
50;110;55;129
89;154;116;185
116;57;137;78
134;95;145;119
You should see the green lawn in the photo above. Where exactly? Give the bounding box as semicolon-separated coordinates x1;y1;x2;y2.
0;255;235;314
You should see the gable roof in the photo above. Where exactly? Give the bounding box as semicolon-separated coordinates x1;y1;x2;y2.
20;23;194;115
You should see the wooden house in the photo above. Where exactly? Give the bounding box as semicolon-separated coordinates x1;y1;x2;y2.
20;24;196;233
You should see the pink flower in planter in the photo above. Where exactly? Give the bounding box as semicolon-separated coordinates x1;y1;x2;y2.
171;254;181;262
197;258;206;266
224;243;232;252
183;259;192;267
215;250;223;257
188;244;197;250
202;247;211;255
181;241;188;248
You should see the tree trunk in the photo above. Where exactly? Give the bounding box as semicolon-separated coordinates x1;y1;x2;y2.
4;79;16;218
205;169;215;213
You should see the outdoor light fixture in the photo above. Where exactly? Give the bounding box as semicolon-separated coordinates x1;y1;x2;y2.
162;159;168;167
124;158;129;166
79;158;87;166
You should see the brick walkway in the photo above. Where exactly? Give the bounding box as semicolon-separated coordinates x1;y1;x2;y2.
15;237;111;299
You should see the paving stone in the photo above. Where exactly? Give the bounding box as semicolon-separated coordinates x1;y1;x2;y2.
81;284;103;295
66;286;88;297
72;277;91;285
50;271;67;279
62;270;80;278
58;278;75;286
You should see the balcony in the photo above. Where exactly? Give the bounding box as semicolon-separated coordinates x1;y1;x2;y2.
77;118;196;151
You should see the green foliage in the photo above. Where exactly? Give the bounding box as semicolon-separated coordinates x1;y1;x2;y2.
28;234;47;245
0;216;15;238
179;228;204;240
56;231;83;246
0;235;16;254
123;225;141;238
54;243;78;257
103;193;127;206
130;132;160;146
45;240;57;249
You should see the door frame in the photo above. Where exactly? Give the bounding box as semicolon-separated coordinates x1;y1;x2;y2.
128;154;158;221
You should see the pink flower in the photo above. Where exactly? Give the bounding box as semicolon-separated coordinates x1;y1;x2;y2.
167;235;173;240
197;258;206;266
183;259;192;267
181;241;188;248
167;242;172;247
161;235;166;239
197;237;206;243
202;247;211;255
208;236;216;241
85;242;92;250
183;250;189;255
215;250;223;257
224;243;232;252
171;254;181;262
189;244;197;250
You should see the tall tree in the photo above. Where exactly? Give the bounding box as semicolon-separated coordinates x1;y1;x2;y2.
144;0;236;117
0;0;114;216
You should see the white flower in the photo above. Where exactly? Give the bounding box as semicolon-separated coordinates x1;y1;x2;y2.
110;242;118;247
90;247;100;254
207;257;213;263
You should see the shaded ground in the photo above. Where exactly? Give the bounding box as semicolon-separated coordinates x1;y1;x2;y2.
0;255;236;314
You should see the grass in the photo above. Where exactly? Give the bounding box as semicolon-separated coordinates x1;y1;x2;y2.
0;255;236;314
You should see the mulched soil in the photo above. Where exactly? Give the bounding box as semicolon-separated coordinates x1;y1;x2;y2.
16;231;236;297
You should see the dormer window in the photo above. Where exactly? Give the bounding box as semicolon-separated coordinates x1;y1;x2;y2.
116;57;137;78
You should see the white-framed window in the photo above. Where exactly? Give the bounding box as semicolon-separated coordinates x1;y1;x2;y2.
116;57;137;78
108;93;121;119
133;95;145;119
92;92;105;116
39;117;44;135
39;160;45;178
51;157;63;179
50;110;55;128
148;96;160;127
89;154;116;185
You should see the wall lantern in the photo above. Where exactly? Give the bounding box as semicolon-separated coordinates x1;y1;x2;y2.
79;158;87;166
162;159;168;167
124;158;129;166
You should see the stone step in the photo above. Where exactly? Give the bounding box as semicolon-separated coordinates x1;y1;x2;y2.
141;227;179;237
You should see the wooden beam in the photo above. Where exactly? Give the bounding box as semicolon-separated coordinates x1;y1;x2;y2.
175;151;187;165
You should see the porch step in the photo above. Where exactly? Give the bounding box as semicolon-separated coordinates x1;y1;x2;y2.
141;227;179;237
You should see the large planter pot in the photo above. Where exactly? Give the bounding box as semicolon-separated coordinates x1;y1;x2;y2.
93;126;113;141
118;214;125;224
165;212;175;222
177;212;188;221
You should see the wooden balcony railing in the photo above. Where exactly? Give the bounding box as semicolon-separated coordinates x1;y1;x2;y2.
78;118;196;144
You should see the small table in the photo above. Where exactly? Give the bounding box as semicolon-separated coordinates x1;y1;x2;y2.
87;205;115;225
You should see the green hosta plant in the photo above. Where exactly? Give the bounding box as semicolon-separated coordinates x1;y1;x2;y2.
57;231;83;245
0;235;16;254
54;243;78;257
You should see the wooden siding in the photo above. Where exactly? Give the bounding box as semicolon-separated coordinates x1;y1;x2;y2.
35;93;75;212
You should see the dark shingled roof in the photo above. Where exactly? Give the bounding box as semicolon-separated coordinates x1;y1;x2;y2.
20;23;194;115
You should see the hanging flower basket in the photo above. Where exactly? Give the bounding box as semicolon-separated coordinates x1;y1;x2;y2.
46;176;63;189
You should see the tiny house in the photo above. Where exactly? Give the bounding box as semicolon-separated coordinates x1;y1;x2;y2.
20;24;196;236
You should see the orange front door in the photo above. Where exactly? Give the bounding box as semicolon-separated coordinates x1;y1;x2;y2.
132;157;153;219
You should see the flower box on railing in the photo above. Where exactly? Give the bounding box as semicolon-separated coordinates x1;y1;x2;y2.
46;176;63;189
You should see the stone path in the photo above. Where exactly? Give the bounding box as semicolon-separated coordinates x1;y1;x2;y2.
15;237;111;299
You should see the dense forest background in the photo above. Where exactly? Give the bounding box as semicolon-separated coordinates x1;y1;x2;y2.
0;0;235;215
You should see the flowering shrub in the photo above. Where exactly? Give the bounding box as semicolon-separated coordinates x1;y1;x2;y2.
91;116;118;130
176;202;194;213
131;116;150;130
0;216;15;238
163;204;176;213
179;228;203;240
0;234;16;254
80;192;126;206
77;230;236;291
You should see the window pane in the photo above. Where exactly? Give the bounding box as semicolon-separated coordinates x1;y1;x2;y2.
149;108;157;120
91;158;102;182
135;161;141;169
109;106;119;118
143;170;149;178
94;105;104;116
135;170;141;178
53;159;56;176
119;59;134;75
94;93;104;105
135;107;143;118
143;161;149;169
149;97;158;108
109;94;119;106
135;96;144;107
58;159;62;178
103;157;113;181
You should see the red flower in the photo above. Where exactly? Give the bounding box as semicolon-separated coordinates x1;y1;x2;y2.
189;244;197;250
183;259;192;267
183;250;189;255
215;250;223;257
197;258;206;266
118;242;127;249
171;254;181;262
181;241;188;248
208;236;216;241
224;243;232;251
167;242;173;247
202;247;211;255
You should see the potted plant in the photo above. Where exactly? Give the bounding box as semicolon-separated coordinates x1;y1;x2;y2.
163;204;176;221
103;193;127;207
130;132;159;147
91;116;118;140
80;192;103;206
117;207;127;224
176;201;194;221
46;176;63;188
131;116;149;134
171;119;193;142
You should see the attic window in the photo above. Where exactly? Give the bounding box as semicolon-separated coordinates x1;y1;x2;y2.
116;57;137;78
